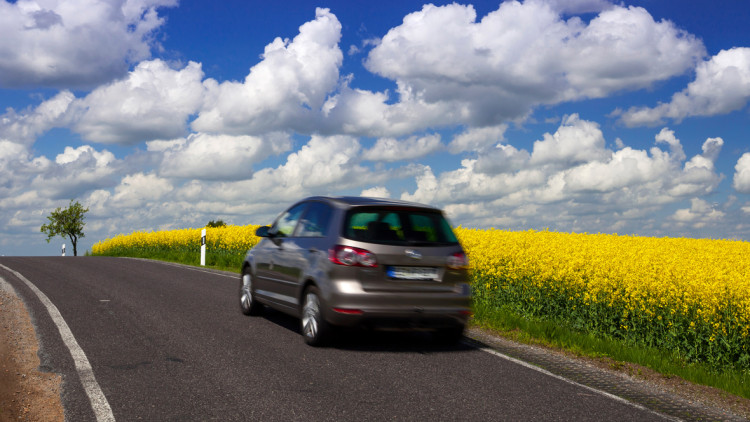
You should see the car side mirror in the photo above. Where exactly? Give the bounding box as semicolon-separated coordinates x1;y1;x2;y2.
255;226;271;237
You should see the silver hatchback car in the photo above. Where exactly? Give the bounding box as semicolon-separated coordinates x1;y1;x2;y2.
239;196;471;346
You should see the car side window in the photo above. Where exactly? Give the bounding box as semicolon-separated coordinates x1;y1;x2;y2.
270;203;307;238
296;202;333;237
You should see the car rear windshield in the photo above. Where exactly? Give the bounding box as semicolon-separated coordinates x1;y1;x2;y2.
343;207;459;246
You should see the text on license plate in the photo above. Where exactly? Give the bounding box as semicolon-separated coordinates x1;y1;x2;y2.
387;266;439;280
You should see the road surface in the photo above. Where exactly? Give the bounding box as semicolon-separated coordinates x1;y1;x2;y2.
0;257;672;421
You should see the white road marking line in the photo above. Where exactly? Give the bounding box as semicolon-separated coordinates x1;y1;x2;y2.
467;341;681;422
125;257;238;278
0;264;115;422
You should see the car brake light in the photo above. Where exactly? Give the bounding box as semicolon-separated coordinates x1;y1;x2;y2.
329;245;378;267
447;252;468;269
333;308;364;315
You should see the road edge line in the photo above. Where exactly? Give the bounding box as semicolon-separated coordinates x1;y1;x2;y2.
466;340;681;422
0;264;115;422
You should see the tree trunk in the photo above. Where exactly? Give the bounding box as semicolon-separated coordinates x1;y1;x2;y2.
69;234;78;257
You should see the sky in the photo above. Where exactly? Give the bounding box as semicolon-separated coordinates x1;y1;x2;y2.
1;0;749;256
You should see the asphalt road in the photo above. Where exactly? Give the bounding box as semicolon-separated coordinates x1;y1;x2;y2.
0;257;670;421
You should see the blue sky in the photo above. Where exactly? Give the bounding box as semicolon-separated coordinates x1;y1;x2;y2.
1;0;749;256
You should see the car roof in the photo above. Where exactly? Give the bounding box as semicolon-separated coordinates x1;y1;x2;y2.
303;196;441;210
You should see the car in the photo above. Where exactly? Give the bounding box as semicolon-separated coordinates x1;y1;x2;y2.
238;196;471;346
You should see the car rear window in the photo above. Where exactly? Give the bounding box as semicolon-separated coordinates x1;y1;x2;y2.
343;207;459;245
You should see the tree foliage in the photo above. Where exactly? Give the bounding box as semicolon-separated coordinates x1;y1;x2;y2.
206;219;227;228
40;200;89;256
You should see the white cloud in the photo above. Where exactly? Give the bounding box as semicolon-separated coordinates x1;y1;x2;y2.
402;118;724;234
733;153;750;193
671;198;725;228
192;8;343;135
541;0;612;14
178;135;422;211
654;127;686;162
157;132;292;180
361;186;391;198
31;145;120;199
111;172;173;209
474;144;531;174
529;114;610;166
362;134;442;162
619;48;750;126
0;0;177;88
0;91;75;145
73;60;206;145
354;1;703;131
449;125;507;153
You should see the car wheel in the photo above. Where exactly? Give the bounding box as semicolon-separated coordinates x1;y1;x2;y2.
301;286;332;346
239;268;263;316
434;325;464;345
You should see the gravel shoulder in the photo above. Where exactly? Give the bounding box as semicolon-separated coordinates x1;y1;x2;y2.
0;279;63;422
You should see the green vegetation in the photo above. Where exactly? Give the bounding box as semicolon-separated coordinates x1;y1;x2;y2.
471;301;750;399
96;245;243;273
40;199;89;256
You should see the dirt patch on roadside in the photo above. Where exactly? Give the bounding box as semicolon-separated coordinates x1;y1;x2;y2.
0;282;64;422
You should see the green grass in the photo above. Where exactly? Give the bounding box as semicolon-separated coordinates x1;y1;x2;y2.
470;301;750;399
95;246;243;273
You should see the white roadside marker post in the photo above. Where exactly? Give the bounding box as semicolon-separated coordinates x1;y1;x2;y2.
200;229;206;266
62;243;66;257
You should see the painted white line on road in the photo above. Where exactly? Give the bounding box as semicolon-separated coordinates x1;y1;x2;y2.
469;341;681;422
0;264;115;422
125;257;238;279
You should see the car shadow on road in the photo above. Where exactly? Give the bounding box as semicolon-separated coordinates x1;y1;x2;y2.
260;307;476;354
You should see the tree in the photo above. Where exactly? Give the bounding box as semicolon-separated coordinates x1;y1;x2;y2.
206;219;227;228
41;200;89;257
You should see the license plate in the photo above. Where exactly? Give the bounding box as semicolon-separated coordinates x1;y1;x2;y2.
387;266;439;281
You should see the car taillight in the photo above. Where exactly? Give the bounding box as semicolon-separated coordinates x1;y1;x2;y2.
447;252;468;269
329;245;378;267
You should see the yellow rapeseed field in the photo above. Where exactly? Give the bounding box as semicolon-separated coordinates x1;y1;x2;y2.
456;228;750;369
94;224;750;369
93;225;261;254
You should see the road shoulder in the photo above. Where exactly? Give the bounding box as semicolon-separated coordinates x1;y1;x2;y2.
467;327;750;421
0;278;64;422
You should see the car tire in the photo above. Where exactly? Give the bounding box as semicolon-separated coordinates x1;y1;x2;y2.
434;325;464;345
239;268;263;316
300;286;332;346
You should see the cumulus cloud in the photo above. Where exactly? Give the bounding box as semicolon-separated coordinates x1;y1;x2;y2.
529;115;610;166
362;134;442;162
192;8;343;135
402;117;724;234
671;198;725;228
155;132;292;180
449;125;507;153
0;0;177;88
350;1;704;133
474;144;531;174
111;172;173;209
0;91;75;145
73;60;206;145
361;186;391;198
31;145;120;199
619;48;750;126
733;153;750;193
175;135;423;213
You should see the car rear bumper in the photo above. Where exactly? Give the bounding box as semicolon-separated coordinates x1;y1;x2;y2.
323;281;471;328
